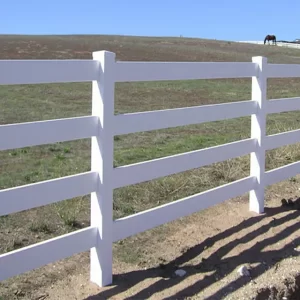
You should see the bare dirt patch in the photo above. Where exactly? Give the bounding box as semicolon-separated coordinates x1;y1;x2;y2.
2;177;300;299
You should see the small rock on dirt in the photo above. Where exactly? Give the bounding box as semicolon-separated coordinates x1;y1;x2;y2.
238;265;250;277
175;269;186;277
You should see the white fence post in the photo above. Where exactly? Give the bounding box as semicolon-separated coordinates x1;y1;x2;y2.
250;56;267;213
90;51;115;287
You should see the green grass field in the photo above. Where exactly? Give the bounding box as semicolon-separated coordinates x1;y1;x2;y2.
1;35;300;267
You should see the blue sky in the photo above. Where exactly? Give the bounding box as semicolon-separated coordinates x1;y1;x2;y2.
0;0;298;41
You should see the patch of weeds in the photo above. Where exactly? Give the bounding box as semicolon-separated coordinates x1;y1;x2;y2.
53;198;84;228
113;201;136;216
9;150;18;156
34;160;42;167
113;226;169;265
24;175;31;182
63;147;71;154
13;239;24;249
23;171;40;183
289;177;297;183
49;145;61;152
210;158;247;182
18;148;29;154
29;221;53;234
114;133;231;166
113;238;148;264
5;238;24;252
0;215;9;223
55;153;65;160
266;143;300;171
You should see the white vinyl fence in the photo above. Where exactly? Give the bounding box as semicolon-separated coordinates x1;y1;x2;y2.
1;51;300;287
237;40;300;49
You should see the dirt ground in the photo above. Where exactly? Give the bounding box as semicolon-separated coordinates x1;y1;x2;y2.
2;176;300;300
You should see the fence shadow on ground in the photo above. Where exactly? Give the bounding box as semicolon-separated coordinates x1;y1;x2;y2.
84;198;300;299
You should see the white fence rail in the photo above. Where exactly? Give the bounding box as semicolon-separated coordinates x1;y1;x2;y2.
0;51;300;287
237;40;300;49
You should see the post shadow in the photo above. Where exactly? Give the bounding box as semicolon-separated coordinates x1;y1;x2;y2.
84;199;300;299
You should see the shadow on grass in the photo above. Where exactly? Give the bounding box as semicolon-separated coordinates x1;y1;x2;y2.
84;198;300;300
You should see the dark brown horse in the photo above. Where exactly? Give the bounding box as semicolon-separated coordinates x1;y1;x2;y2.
264;35;277;45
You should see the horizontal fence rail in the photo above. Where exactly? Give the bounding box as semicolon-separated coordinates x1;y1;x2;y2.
267;63;300;78
2;52;300;288
0;60;99;85
265;161;300;186
0;171;97;216
115;61;257;82
113;176;257;241
114;100;257;135
237;41;300;49
267;97;300;114
113;138;256;189
0;227;96;281
0;116;98;151
265;129;300;150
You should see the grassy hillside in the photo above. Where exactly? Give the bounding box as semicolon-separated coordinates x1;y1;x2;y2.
1;35;300;291
1;34;300;62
